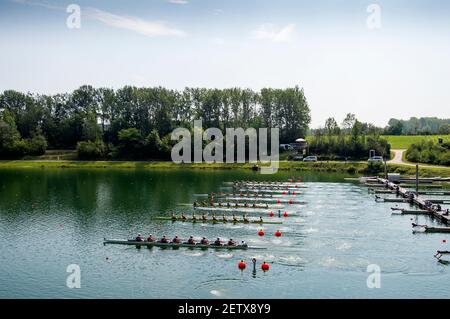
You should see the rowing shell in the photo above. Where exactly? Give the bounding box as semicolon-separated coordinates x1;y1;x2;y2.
187;203;284;209
236;189;301;194
220;197;303;204
103;239;265;250
193;206;283;214
234;186;305;191
152;216;282;224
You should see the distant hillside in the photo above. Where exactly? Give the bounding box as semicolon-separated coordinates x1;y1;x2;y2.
385;117;450;135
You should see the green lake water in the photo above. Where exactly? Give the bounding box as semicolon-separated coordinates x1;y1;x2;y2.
0;168;449;298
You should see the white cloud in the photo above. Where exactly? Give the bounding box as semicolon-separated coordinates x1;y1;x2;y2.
252;23;296;43
87;8;186;37
168;0;189;4
11;0;62;10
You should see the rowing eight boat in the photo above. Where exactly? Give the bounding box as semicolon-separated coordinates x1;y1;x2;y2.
103;239;265;250
193;202;284;209
152;216;282;224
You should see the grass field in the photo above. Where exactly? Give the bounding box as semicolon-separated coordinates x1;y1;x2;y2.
1;160;449;177
384;135;450;149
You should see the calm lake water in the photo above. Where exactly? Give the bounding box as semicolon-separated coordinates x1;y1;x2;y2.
0;168;449;299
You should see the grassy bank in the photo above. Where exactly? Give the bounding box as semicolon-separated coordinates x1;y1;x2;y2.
1;160;449;177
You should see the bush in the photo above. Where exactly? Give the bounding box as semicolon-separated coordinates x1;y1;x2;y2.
77;140;107;160
365;161;384;174
117;128;145;159
406;140;450;166
26;135;47;155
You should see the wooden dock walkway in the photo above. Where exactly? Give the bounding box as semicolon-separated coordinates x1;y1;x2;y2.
375;177;450;224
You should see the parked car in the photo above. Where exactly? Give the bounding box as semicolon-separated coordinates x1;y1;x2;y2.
303;156;318;162
292;156;304;161
368;156;384;163
280;144;294;151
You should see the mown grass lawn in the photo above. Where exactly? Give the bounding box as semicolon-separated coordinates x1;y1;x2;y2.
384;135;450;149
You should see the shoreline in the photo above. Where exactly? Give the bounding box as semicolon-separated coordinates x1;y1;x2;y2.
0;160;449;177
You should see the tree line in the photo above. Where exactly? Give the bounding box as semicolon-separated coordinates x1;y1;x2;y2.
385;117;450;136
0;85;311;159
308;114;391;160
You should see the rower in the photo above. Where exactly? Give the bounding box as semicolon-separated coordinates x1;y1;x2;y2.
181;213;187;220
212;213;218;221
172;235;181;244
186;236;195;245
222;214;228;222
244;202;249;207
159;235;169;244
200;237;209;245
213;238;222;246
147;234;155;242
218;202;222;207
192;213;197;221
240;240;247;247
201;213;207;221
252;202;256;208
171;212;177;220
227;202;231;208
232;214;238;222
265;204;269;208
227;238;236;246
193;201;198;207
243;214;249;223
135;234;143;242
259;216;264;223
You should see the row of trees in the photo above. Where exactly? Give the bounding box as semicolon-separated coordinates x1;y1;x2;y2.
0;109;47;158
385;117;450;136
405;140;450;166
0;86;311;159
308;114;391;159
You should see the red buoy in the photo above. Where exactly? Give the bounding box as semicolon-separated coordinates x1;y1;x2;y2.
288;199;293;205
275;230;282;237
282;191;286;195
258;229;265;236
261;262;270;271
277;199;281;204
293;191;296;195
283;211;288;217
269;211;274;217
238;260;246;270
295;185;298;188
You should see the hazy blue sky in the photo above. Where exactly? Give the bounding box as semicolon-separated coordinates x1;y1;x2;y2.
0;0;449;127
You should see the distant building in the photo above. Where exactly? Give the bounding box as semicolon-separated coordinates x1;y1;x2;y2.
289;138;308;154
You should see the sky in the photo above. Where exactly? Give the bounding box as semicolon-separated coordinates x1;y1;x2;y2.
0;0;449;128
